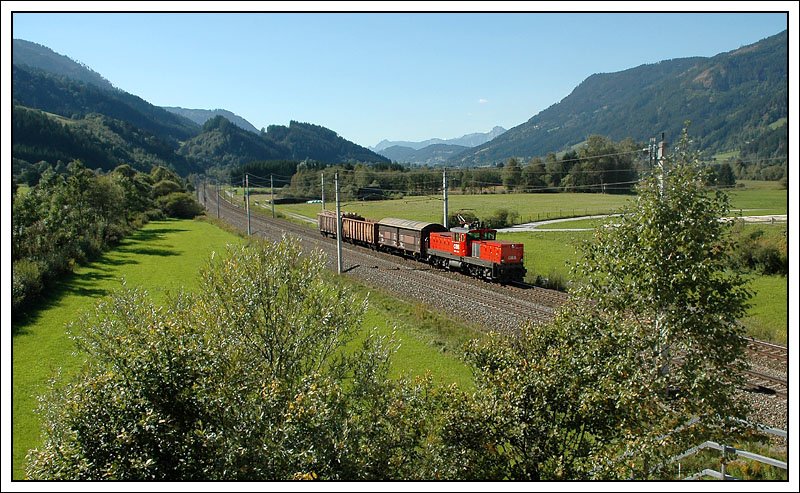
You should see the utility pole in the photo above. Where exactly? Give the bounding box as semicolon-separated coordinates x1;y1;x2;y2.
321;172;325;210
655;132;669;392
245;174;251;236
658;132;667;199
216;182;220;218
271;174;275;218
442;168;449;229
335;172;343;274
649;137;657;170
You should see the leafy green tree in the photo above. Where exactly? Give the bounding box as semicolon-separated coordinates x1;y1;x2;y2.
151;179;183;198
463;303;653;480
573;128;752;475
502;157;522;191
714;162;737;188
456;129;752;480
155;192;204;219
545;151;570;188
522;157;546;190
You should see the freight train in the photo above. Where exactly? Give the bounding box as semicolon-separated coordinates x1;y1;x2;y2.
318;211;526;283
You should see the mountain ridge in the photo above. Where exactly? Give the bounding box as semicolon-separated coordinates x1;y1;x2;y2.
448;30;787;167
12;39;389;175
372;126;507;152
378;143;470;166
162;106;260;134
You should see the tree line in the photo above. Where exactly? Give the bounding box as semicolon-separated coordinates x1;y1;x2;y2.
12;161;203;318
26;132;762;480
264;135;744;202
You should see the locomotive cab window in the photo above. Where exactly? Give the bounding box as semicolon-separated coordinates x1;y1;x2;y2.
483;231;495;240
467;232;480;240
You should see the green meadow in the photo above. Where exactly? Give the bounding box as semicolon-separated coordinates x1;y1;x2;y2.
266;180;785;225
728;180;788;216
12;219;243;479
270;191;632;224
271;182;787;343
11;219;476;479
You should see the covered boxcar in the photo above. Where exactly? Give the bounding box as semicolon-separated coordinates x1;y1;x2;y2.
376;217;447;258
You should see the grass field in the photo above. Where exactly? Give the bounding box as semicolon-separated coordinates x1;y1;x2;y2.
257;180;785;225
11;219;244;479
268;192;633;225
727;181;788;216
742;274;789;345
11;218;477;479
265;181;788;343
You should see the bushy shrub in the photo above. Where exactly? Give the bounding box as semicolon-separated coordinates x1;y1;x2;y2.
732;227;788;275
483;208;519;228
151;179;183;198
12;259;43;313
26;239;474;480
156;192;204;219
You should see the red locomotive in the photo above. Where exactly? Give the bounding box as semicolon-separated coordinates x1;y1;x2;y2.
427;225;525;282
318;211;526;283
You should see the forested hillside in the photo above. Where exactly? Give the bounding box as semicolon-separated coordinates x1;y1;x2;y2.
12;105;201;181
379;143;469;165
451;30;788;174
264;121;390;164
13;38;116;91
162;106;260;133
178;115;287;169
13;64;200;144
12;40;388;179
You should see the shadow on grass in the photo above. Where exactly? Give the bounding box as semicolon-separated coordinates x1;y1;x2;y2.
116;246;179;257
12;225;186;337
124;227;188;243
95;256;139;267
12;269;120;337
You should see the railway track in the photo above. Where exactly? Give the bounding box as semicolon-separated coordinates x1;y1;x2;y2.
201;187;560;332
743;369;788;399
201;186;788;401
743;338;788;402
747;337;788;363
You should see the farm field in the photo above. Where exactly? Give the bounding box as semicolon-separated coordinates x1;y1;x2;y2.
260;180;786;225
11;218;475;479
270;191;633;225
265;181;787;343
727;181;788;216
743;274;789;345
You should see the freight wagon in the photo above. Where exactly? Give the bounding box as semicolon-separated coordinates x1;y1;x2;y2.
376;217;447;259
318;211;379;248
318;211;526;283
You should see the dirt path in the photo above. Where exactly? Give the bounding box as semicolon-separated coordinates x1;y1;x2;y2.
498;214;787;232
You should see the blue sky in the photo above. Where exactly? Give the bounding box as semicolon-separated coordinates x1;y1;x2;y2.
10;8;789;148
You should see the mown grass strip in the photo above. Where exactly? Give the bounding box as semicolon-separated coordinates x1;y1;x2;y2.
12;218;481;479
12;219;244;479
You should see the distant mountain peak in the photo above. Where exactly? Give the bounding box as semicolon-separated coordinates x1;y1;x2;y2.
162;107;260;134
372;126;507;152
13;38;116;91
448;29;787;167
